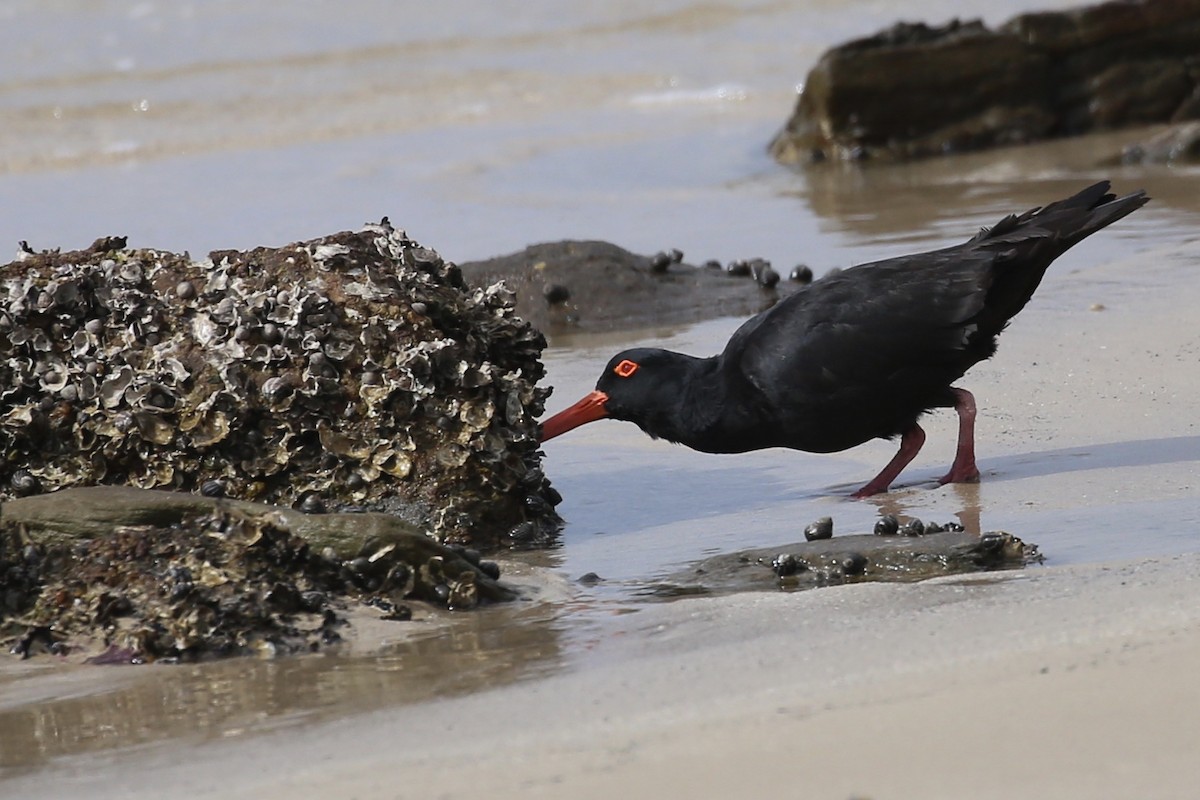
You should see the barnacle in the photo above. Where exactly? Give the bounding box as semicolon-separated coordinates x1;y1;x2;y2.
0;225;560;546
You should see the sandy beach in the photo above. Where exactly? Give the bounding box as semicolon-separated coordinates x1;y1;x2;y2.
5;235;1198;800
223;555;1200;800
2;1;1199;797
9;554;1200;799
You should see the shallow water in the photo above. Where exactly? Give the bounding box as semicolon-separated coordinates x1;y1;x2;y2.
0;597;577;774
3;0;1200;784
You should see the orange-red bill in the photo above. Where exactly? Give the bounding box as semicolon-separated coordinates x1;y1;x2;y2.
539;390;609;441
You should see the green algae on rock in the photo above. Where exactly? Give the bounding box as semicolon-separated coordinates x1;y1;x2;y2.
0;223;559;547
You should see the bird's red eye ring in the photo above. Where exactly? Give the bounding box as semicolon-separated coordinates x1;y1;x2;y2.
613;359;639;378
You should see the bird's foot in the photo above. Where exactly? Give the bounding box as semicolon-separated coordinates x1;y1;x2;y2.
850;480;890;499
937;464;980;485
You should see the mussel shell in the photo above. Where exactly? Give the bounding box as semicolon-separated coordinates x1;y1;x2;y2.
873;515;899;536
804;516;833;541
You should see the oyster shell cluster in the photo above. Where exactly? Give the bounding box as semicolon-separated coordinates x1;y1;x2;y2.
0;223;559;546
0;506;496;661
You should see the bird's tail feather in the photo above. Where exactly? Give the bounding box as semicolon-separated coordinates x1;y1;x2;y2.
971;181;1148;335
1039;181;1150;248
976;181;1149;250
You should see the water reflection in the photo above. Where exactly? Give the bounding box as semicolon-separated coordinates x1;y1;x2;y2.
867;481;983;534
782;132;1200;262
4;435;1195;773
0;597;569;775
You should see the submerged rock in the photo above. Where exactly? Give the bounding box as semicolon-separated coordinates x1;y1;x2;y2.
648;529;1040;598
0;223;559;546
770;0;1200;163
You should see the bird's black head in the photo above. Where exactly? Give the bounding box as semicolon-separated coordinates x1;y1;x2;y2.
593;348;684;422
539;348;696;442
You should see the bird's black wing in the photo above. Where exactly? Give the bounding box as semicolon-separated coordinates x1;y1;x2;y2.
959;181;1146;330
734;250;998;388
723;243;1013;419
727;180;1149;415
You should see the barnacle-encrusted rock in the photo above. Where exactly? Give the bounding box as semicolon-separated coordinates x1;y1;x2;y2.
0;487;515;661
0;223;558;546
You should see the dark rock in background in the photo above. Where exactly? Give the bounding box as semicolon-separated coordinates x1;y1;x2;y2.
770;0;1200;163
460;241;808;338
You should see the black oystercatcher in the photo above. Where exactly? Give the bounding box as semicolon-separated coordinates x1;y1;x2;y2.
540;182;1148;497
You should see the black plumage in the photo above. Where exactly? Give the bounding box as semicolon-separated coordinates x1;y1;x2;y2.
540;182;1148;497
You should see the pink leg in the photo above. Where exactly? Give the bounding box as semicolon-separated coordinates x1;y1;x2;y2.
852;424;926;498
938;388;981;485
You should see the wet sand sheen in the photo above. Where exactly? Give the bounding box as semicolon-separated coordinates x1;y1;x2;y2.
6;554;1200;800
3;234;1197;791
2;0;1199;794
2;145;1197;790
0;594;573;774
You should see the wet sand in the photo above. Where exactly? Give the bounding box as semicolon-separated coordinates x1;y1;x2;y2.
4;236;1198;800
8;558;1200;800
3;1;1200;795
224;556;1200;800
